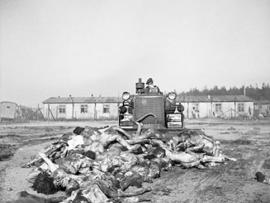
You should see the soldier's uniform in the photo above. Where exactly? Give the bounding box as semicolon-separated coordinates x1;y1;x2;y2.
145;78;161;94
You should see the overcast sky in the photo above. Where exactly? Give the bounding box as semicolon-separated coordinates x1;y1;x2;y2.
0;0;270;107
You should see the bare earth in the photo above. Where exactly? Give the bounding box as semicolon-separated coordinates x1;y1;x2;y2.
0;119;270;203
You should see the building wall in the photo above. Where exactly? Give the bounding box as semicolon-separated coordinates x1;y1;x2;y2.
43;103;71;120
254;103;270;116
73;103;95;119
95;103;119;119
238;101;254;117
43;102;119;120
182;101;254;119
0;102;18;119
183;102;208;118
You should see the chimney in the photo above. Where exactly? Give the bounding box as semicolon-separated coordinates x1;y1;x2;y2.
136;78;145;94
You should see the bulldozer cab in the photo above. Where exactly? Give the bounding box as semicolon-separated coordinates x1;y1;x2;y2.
119;78;184;130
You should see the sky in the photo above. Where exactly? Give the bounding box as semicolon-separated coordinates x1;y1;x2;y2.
0;0;270;107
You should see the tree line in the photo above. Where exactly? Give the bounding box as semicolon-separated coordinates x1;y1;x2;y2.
179;83;270;101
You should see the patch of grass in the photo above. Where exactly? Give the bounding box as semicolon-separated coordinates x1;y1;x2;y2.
227;127;236;131
243;129;260;135
222;139;252;145
0;144;18;161
232;139;252;145
220;131;230;134
262;159;270;169
197;185;225;198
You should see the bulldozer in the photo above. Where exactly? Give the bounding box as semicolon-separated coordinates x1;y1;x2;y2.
118;78;185;131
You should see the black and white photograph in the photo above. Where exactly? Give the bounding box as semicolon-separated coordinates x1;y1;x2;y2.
0;0;270;202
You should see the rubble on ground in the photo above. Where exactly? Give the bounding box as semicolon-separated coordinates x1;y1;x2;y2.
22;123;236;203
255;172;270;185
0;143;18;161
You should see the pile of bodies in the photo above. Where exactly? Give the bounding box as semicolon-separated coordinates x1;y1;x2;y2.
23;123;236;203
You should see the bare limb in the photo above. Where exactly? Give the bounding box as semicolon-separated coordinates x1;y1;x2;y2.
38;152;59;173
113;127;132;139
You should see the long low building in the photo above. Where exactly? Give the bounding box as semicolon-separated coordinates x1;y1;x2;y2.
179;95;254;119
43;96;121;120
43;95;254;120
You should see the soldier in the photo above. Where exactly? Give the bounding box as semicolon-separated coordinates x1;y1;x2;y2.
145;78;161;94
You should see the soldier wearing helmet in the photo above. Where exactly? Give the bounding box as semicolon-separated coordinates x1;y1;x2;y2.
145;78;162;95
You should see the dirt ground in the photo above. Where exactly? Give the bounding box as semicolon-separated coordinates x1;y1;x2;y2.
1;119;270;203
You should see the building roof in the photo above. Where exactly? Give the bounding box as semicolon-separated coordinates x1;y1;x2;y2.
43;96;121;104
0;101;18;105
177;95;254;103
43;95;254;104
254;100;270;105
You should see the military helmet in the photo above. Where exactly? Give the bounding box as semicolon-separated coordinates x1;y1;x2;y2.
146;78;153;85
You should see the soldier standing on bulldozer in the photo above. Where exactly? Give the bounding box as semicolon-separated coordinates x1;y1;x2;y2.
145;78;162;94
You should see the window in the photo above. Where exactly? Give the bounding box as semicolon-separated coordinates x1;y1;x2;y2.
215;104;222;112
81;105;88;113
238;103;244;112
103;104;110;113
59;105;66;114
193;103;199;111
191;103;200;118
